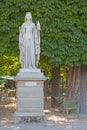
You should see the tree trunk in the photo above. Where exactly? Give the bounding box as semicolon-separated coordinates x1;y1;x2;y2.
51;66;60;107
67;66;87;114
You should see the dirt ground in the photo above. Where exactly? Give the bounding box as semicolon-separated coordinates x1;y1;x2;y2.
0;97;87;130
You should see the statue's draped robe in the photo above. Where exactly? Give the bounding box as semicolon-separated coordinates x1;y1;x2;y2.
19;22;36;68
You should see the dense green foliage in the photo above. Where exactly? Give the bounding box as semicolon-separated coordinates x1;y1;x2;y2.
0;54;20;75
41;0;87;66
0;0;87;74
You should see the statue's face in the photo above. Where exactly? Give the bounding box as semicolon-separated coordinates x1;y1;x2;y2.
26;13;32;22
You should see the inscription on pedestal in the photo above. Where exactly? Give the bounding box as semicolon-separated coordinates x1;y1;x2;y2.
19;116;45;123
25;82;37;86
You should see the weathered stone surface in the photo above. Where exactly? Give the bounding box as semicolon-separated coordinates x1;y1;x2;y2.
15;69;46;123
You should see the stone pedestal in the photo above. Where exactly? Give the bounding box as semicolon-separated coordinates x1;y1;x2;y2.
15;69;46;123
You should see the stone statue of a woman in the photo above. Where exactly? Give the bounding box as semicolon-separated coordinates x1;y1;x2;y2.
19;12;40;69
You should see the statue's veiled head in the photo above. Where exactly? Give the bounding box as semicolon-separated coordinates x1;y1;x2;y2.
25;12;32;22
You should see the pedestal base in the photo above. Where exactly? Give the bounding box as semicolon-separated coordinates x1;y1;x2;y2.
15;112;45;123
15;68;46;123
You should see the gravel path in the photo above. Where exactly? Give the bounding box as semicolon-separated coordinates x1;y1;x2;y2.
0;108;87;130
